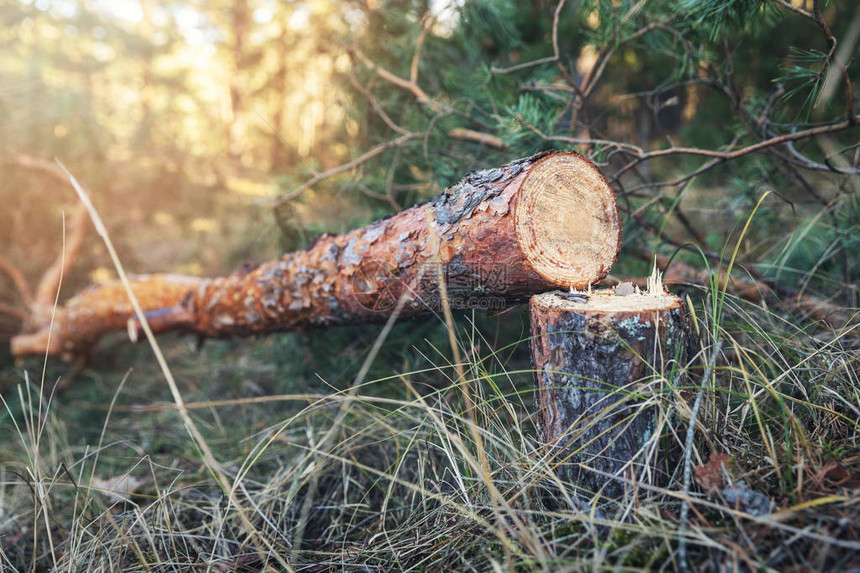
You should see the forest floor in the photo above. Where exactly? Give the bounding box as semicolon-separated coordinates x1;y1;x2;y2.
1;283;859;571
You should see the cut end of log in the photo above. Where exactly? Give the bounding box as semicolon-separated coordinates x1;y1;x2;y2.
515;153;621;289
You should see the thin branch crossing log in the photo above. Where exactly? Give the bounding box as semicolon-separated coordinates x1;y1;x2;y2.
530;284;689;499
12;151;621;360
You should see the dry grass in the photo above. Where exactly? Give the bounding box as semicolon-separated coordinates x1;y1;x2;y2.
1;283;859;571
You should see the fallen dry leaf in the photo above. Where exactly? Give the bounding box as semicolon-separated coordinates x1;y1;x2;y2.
695;453;733;495
92;474;145;503
812;461;860;490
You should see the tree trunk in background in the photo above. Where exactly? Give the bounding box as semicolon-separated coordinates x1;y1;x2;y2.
270;16;290;170
530;287;689;499
136;0;157;150
12;151;621;360
227;0;250;161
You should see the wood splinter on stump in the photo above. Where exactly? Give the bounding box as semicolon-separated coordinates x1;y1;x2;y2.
12;150;621;360
530;279;689;499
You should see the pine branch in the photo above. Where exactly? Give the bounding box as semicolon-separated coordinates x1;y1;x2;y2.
273;132;423;207
0;301;28;321
616;117;860;179
448;128;507;150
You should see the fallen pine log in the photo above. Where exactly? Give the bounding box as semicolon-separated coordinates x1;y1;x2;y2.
11;151;621;360
530;280;689;499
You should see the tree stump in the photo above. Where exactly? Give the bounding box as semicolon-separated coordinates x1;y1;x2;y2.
529;284;689;499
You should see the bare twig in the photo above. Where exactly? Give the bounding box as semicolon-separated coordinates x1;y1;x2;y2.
819;4;860;110
448;128;508;150
520;81;575;103
3;153;70;183
771;0;815;21
581;45;614;100
491;56;557;75
358;183;401;211
273;132;423;207
0;301;28;321
353;47;433;105
552;0;583;98
1;154;93;311
620;155;728;196
615;117;860;179
784;139;860;174
813;0;857;124
411;13;434;85
348;71;410;135
581;20;665;101
352;44;493;131
357;146;404;211
0;255;33;307
520;118;645;156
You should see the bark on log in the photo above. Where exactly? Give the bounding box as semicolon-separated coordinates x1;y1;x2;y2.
530;287;689;499
12;151;621;360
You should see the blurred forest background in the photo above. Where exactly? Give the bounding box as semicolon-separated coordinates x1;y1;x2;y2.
1;0;859;570
0;0;858;354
